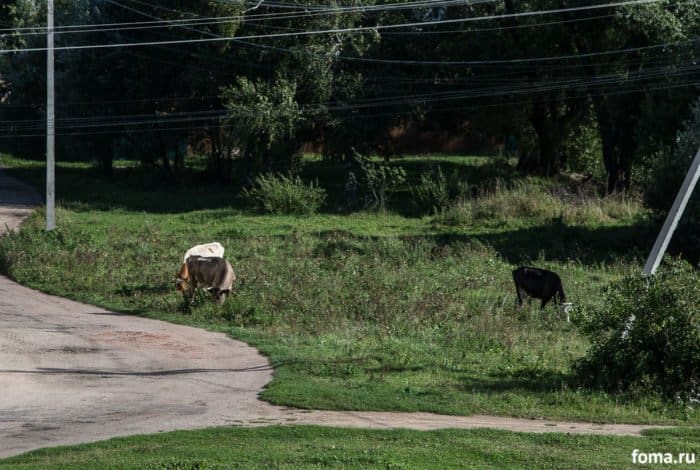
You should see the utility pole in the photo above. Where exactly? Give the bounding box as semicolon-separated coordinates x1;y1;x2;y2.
643;147;700;275
46;0;55;231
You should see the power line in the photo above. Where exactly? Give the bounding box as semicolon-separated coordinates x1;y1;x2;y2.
0;6;635;39
0;0;668;54
87;1;700;75
0;0;480;33
5;40;698;113
339;38;700;66
3;44;692;110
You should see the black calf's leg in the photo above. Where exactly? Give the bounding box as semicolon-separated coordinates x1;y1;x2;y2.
514;283;525;307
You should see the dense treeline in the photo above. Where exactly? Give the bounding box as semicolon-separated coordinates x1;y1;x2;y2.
1;0;699;192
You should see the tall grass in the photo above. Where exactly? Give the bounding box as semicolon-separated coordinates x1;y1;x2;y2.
438;180;643;227
410;165;469;213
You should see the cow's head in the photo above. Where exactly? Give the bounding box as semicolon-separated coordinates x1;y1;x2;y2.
175;263;190;291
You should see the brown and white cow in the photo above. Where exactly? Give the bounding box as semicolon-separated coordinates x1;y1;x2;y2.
176;256;236;305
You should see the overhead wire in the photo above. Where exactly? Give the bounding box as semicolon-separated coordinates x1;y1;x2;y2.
0;0;481;33
0;0;670;54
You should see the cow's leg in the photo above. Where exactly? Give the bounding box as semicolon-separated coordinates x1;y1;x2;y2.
187;282;197;305
541;295;552;309
217;291;228;305
515;283;525;307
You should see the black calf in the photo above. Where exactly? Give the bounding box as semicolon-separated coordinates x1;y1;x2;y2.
512;266;567;309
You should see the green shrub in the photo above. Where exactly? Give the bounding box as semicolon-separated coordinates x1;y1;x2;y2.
563;119;605;179
352;151;406;210
575;258;700;401
244;173;326;215
411;166;469;213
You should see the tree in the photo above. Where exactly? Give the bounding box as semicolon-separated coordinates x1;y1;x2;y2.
222;75;301;184
572;0;700;192
218;0;381;176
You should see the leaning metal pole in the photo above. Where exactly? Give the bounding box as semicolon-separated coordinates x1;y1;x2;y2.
46;0;55;231
643;147;700;275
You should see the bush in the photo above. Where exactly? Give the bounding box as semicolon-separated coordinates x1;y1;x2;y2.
244;173;326;215
575;258;700;401
563;118;605;179
352;151;406;210
411;166;469;214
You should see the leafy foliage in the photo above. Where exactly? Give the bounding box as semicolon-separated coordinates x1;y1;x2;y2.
351;151;406;210
576;258;700;401
222;76;302;179
411;165;469;213
244;173;326;215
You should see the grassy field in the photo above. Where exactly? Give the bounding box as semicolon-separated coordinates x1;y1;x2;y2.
2;426;699;469
0;154;696;427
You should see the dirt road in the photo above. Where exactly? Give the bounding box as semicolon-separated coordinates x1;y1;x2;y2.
0;169;668;458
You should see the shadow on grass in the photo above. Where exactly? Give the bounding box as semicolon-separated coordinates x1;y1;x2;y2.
306;220;655;266
275;355;578;394
115;283;173;296
463;221;654;265
456;369;575;394
0;164;244;214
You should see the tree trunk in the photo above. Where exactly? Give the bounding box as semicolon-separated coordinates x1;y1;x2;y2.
593;95;632;193
593;96;615;193
522;100;562;176
207;124;223;181
617;118;635;192
98;152;113;178
95;136;113;178
157;128;172;182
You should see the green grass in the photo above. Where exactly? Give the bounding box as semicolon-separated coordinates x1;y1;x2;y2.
2;426;698;469
0;154;696;426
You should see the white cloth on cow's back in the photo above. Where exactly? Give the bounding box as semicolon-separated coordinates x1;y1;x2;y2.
183;242;225;262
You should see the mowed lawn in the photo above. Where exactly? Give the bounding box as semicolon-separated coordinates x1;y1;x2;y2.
2;426;699;469
0;155;697;428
